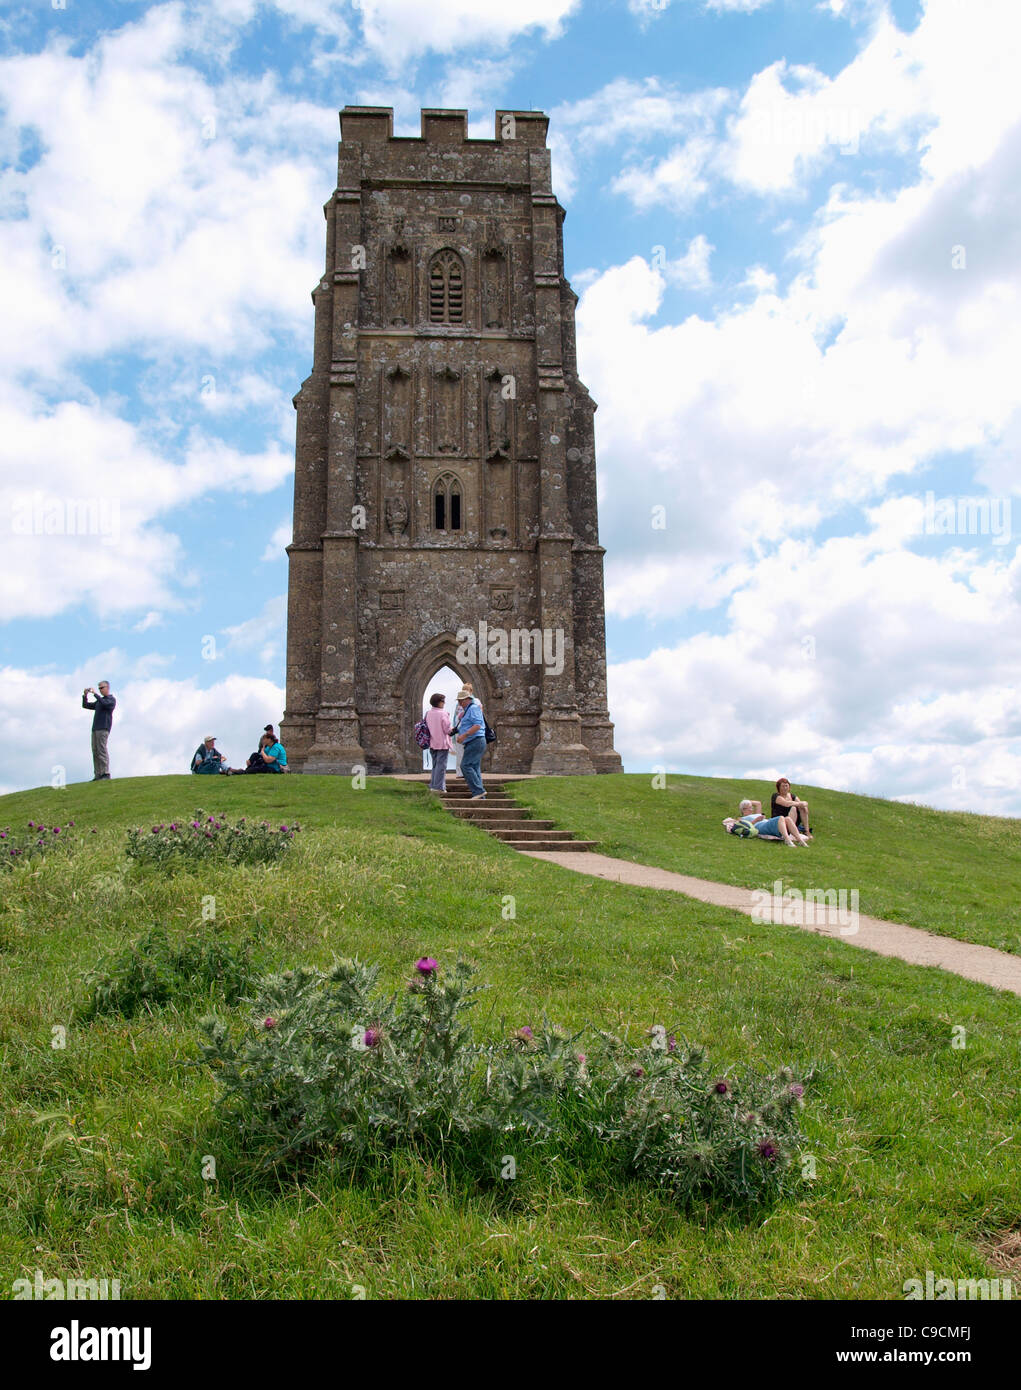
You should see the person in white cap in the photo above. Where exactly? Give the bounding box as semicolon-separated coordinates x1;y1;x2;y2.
191;735;230;775
454;687;487;799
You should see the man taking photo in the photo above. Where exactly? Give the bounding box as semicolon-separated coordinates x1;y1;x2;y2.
82;680;116;781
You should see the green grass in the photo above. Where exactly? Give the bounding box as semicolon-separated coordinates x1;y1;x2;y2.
0;774;1018;1300
511;773;1021;957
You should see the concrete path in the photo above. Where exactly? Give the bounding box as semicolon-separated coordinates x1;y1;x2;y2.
522;851;1021;998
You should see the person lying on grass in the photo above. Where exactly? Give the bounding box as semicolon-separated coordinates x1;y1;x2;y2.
723;799;811;847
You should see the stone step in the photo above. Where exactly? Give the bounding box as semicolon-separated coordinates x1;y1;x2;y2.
438;785;598;854
467;819;557;831
490;829;575;841
498;839;597;852
444;796;516;805
441;795;513;806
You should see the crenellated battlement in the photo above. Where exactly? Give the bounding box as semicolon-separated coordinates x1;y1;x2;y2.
339;106;550;148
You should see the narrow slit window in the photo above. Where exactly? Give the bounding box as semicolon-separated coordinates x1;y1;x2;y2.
428;250;465;325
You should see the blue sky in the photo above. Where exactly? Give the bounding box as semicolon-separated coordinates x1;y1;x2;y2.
1;0;1019;814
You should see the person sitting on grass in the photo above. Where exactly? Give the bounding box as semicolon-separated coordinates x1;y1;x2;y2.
723;799;810;847
242;733;273;773
771;777;812;837
261;733;289;773
191;735;231;775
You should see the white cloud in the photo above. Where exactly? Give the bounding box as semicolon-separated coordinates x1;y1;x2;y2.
0;395;293;619
355;0;580;69
665;234;714;290
629;0;774;15
221;595;288;670
569;2;1021;814
0;10;332;386
133;611;164;633
610;4;1021;210
552;78;728;201
608;535;1021;815
261;522;292;563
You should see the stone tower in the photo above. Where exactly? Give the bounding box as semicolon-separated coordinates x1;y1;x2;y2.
281;107;621;775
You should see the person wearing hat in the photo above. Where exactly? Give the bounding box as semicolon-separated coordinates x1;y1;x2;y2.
191;735;230;775
454;687;486;800
450;682;481;781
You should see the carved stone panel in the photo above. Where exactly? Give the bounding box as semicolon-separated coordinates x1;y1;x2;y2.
383;364;412;460
385;493;409;538
481;223;508;329
385;246;412;326
432;365;462;454
485;369;511;459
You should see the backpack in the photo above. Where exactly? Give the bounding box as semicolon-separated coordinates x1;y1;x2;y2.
414;718;432;750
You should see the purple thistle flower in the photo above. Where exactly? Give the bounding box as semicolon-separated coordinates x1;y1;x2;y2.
757;1139;779;1162
363;1027;381;1048
28;822;34;829
714;1080;730;1095
68;821;74;827
788;1082;804;1098
667;1034;677;1053
632;1065;646;1078
415;957;438;975
264;1017;276;1030
53;827;60;835
280;824;288;832
519;1025;533;1039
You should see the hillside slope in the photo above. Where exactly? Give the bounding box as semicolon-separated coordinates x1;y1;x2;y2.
0;775;1017;1300
511;774;1021;956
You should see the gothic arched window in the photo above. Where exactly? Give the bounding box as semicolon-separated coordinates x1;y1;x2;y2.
433;473;462;532
428;250;465;325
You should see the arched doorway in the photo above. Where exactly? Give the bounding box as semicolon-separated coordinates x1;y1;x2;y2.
397;632;496;773
419;664;462;772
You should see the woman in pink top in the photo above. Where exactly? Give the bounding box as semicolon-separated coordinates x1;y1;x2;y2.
425;692;453;792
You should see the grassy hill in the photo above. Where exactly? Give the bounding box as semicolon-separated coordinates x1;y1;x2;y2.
0;774;1018;1300
512;774;1021;956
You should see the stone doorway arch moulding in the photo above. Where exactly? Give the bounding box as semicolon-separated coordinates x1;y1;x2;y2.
395;630;497;773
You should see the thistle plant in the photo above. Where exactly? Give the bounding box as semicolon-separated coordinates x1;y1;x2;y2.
1;819;87;871
198;957;812;1206
125;810;299;869
82;925;256;1018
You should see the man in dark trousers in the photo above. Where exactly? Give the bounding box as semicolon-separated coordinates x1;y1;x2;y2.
82;680;116;780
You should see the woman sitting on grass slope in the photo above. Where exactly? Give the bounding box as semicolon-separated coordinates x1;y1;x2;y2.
723;799;811;847
771;777;812;836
